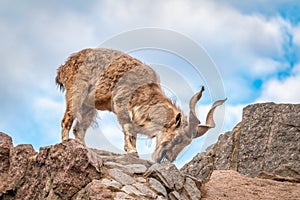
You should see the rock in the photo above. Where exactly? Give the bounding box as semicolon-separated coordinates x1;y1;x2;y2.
133;182;157;198
105;161;127;170
157;195;168;200
169;191;181;200
182;103;300;183
0;143;37;198
183;177;201;200
39;140;101;199
145;162;184;190
125;164;147;174
238;103;300;178
136;177;147;183
121;185;143;196
180;147;216;183
257;171;300;183
108;168;136;185
74;180;113;200
115;192;135;200
0;138;101;199
202;170;300;200
91;148;153;167
101;178;122;190
105;162;147;175
0;132;13;173
148;177;167;197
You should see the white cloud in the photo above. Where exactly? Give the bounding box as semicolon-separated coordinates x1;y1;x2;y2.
97;0;292;104
99;0;285;56
258;63;300;103
32;97;64;142
101;0;285;59
30;10;98;53
223;104;244;131
293;24;300;47
251;58;287;77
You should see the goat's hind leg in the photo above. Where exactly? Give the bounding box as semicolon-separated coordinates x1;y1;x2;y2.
73;105;96;145
61;91;74;141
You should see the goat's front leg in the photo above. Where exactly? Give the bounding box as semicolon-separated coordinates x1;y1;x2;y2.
73;105;96;145
123;123;138;156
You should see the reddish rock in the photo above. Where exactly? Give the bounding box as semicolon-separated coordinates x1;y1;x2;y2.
202;170;300;200
0;132;13;173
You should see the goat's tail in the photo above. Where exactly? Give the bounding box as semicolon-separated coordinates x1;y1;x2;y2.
55;67;65;92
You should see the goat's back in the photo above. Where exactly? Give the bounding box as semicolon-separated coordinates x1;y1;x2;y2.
56;48;160;112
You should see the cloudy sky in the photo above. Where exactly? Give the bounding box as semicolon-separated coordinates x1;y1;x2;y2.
1;0;299;167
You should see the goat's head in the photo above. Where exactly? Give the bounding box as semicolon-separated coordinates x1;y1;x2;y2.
153;86;226;163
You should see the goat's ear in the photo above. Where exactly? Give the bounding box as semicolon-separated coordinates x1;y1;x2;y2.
175;113;181;128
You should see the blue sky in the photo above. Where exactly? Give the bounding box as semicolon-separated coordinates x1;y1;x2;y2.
0;0;299;167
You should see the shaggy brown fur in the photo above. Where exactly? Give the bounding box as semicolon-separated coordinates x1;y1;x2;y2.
56;48;226;162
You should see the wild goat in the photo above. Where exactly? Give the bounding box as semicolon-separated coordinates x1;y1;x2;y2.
56;48;226;162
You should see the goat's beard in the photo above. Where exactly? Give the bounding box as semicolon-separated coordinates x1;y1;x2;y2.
159;130;192;162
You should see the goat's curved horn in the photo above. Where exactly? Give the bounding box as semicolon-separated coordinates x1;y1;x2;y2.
194;98;227;138
187;86;205;137
187;86;227;138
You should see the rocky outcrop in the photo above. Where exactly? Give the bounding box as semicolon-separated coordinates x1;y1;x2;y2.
0;133;201;200
1;102;299;199
181;103;300;183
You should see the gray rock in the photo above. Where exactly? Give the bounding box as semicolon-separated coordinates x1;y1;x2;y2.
156;196;168;200
115;192;135;200
91;148;153;167
136;177;147;183
169;191;180;200
101;178;122;190
180;148;216;183
148;177;167;197
125;164;147;174
121;185;143;196
145;162;184;190
133;182;157;198
105;162;147;175
183;177;201;200
108;168;136;185
105;161;126;170
238;103;300;178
